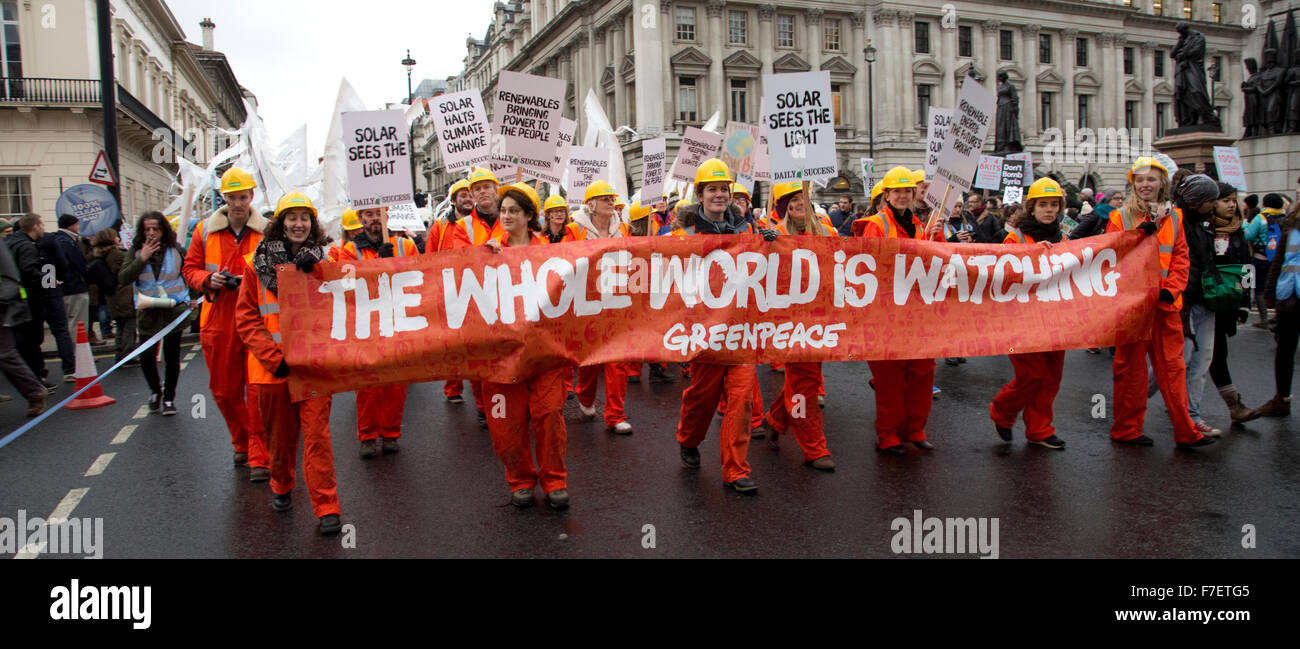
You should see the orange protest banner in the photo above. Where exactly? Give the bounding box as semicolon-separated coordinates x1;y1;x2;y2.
278;231;1160;400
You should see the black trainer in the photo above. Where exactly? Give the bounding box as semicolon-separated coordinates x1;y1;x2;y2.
1113;435;1154;447
994;423;1013;441
1029;435;1066;450
680;445;701;469
272;493;292;512
319;514;342;535
477;410;488;429
446;394;464;404
161;401;177;416
1177;436;1218;450
148;393;161;413
876;444;905;456
511;488;534;508
726;477;758;494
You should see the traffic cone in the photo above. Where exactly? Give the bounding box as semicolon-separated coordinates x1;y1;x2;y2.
66;322;116;410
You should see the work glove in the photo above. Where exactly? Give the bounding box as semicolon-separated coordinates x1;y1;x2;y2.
294;255;317;274
1159;289;1175;304
274;360;290;378
759;228;779;242
1137;222;1157;236
378;243;395;258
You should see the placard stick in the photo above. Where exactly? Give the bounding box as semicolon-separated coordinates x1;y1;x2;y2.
766;182;775;226
801;181;815;234
381;205;390;241
925;182;953;237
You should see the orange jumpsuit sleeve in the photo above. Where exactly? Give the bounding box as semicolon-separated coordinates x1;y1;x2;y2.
400;239;418;256
336;242;359;261
1161;224;1190;302
234;266;283;374
859;219;884;238
181;221;211;291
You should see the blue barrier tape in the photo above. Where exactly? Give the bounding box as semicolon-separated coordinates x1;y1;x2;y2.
0;308;194;450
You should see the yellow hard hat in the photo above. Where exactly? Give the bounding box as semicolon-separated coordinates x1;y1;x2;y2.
731;183;751;199
911;169;926;184
219;167;257;194
340;208;362;231
273;191;316;219
870;181;884;202
543;194;568;212
693;158;733;188
881;166;918;190
584;180;617;203
449;179;470;197
614;195;627;209
497;181;541;214
773;181;804;203
674;200;688;212
1127;156;1169;184
467;167;499;188
1025;177;1064;202
628;201;651;222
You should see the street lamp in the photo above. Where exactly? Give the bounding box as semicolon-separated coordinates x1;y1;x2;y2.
401;49;418;192
863;40;876;160
401;49;417;103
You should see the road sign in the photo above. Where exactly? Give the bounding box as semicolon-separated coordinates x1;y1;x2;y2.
88;150;117;186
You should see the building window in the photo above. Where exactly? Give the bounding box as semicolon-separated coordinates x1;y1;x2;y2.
1078;95;1090;129
958;25;973;57
728;10;747;45
1039;34;1052;64
1212;55;1222;81
1123;0;1132;5
1154;50;1165;77
831;84;843;125
999;30;1014;61
675;7;696;41
915;21;931;53
1156;102;1167;137
678;76;697;122
0;175;30;218
0;1;21;83
1123;47;1134;75
1153;0;1163;15
1125;100;1138;129
1183;0;1193;19
1040;92;1054;129
776;14;795;48
729;78;748;123
1212;2;1222;22
823;19;841;52
917;84;932;127
1076;37;1088;67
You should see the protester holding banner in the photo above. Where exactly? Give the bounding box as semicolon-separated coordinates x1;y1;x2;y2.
542;194;570;243
479;182;570;509
858;166;943;456
327;209;362;262
732;184;754;228
990;178;1068;450
234;192;341;535
760;181;835;470
1202;182;1263;425
1259;199;1300;418
181;167;270;474
563;180;633;434
337;205;418;457
428;179;473;253
1105;158;1214;449
622;201;675;385
842;181;884;236
120;212;190;419
672;158;772;493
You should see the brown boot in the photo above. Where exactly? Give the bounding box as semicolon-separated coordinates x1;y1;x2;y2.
1256;395;1292;418
25;396;46;417
1218;388;1261;424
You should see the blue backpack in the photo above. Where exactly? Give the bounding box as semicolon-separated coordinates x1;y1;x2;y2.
1266;222;1282;261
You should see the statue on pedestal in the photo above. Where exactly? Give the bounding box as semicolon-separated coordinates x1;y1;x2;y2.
1287;49;1300;132
1171;22;1221;128
994;71;1022;155
1242;58;1261;137
1258;48;1286;135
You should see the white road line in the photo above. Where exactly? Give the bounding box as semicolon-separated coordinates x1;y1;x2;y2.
179;362;188;370
190;344;202;352
183;353;196;361
84;453;116;477
12;488;89;559
132;405;149;419
111;424;137;445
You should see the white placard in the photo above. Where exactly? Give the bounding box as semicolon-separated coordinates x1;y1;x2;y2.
753;98;772;182
523;117;576;185
1213;146;1247;192
924;107;953;177
430;89;491;171
341;109;414;209
641;137;667;201
934;78;995;194
974;155;1004;190
491;71;566;172
762;71;838;184
1004;151;1033;182
1002;185;1024;206
670;127;724;183
859;157;874;187
565;146;613;208
385;202;426;232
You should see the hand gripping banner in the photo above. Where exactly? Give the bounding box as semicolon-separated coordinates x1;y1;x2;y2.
278;232;1160;400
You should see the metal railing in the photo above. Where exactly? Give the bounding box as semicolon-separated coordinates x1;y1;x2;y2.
0;77;100;103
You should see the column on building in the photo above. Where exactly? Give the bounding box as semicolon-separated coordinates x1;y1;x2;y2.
1139;42;1154;129
1062;29;1077;127
575;30;590;136
660;0;675;127
530;0;541;36
851;11;868;133
806;7;823;71
758;4;775;75
871;8;897;135
1022;24;1040;140
981;20;999;85
898;11;917;133
1115;33;1128;129
559;47;575;121
708;0;726;121
594;25;608;118
610;16;629;129
1225;51;1242;137
1098;32;1116;128
632;3;662;132
941;15;957;108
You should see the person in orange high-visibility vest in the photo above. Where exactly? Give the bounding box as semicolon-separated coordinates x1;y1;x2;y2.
858;166;946;456
336;205;419;457
327;208;362;262
989;178;1070;450
673;158;777;493
181;167;270;479
563;180;634;433
1106;157;1215;450
430;179;475;404
759;181;836;470
480;183;570;508
233;191;341;535
441;168;502;426
541;193;571;243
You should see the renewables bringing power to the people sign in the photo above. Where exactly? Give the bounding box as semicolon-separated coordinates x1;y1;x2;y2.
491;70;566;172
341;109;414;209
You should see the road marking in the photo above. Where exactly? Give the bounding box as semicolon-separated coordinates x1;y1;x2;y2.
84;453;116;476
183;352;196;361
191;344;201;352
132;405;149;419
111;424;137;445
13;488;90;559
179;362;188;370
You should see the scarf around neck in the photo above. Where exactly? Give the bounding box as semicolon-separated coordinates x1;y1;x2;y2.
252;238;325;297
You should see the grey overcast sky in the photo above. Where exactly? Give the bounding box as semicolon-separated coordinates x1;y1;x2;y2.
167;0;501;159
